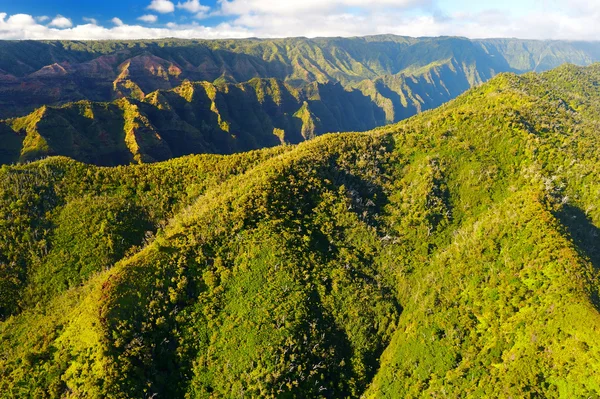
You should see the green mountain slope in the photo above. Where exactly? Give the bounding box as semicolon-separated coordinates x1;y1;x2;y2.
2;64;600;397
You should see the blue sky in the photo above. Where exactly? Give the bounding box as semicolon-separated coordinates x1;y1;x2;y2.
0;0;597;40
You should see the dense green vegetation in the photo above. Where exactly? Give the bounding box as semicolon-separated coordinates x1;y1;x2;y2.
2;63;600;397
0;148;289;318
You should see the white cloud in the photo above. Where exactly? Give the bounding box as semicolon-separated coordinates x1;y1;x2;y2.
0;13;250;40
210;0;600;40
214;0;437;37
83;17;98;25
219;0;429;16
138;14;158;23
36;16;49;22
6;14;36;27
0;13;46;38
177;0;210;14
49;15;73;28
1;2;600;41
148;0;175;13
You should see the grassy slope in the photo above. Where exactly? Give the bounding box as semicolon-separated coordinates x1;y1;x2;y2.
1;64;600;397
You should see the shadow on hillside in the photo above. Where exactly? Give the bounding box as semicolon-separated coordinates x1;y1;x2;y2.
556;204;600;308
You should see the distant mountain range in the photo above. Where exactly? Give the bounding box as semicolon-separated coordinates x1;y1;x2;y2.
1;36;600;164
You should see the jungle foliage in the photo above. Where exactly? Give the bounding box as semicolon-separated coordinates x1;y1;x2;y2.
2;64;600;398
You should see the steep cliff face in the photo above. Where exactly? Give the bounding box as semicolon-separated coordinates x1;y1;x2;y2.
0;78;392;165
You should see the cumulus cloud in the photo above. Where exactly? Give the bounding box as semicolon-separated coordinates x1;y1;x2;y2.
177;0;210;14
212;0;600;40
111;17;124;26
83;17;98;25
0;13;46;38
148;0;175;14
6;14;36;27
219;0;430;16
138;14;158;23
215;0;438;37
49;15;73;28
36;16;50;22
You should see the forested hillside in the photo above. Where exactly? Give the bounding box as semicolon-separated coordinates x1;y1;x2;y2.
0;35;600;165
1;63;600;398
